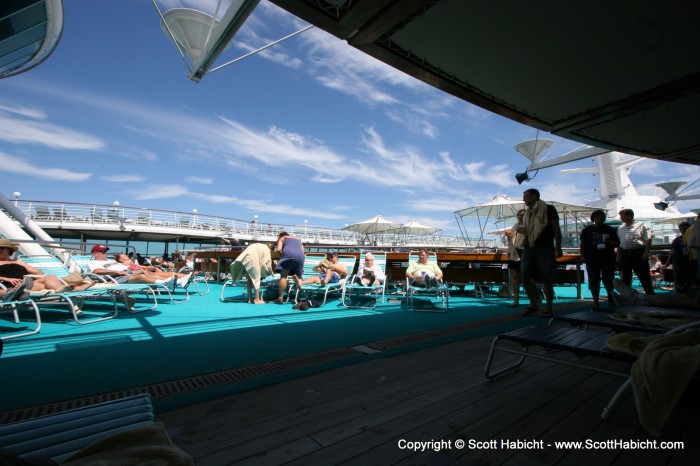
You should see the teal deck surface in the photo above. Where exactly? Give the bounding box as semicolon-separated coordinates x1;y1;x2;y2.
2;282;594;413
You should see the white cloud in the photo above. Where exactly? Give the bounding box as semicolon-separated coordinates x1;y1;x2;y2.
0;152;92;181
131;184;191;200
0;102;47;119
186;176;213;185
101;174;146;183
0;114;104;150
129;184;347;220
404;195;479;213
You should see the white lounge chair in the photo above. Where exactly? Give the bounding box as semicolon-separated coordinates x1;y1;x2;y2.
405;250;449;312
1;284;41;340
341;251;387;309
292;254;357;306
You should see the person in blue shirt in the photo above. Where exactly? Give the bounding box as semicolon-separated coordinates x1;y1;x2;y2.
272;232;304;303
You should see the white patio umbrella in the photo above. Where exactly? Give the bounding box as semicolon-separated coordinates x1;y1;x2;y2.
455;194;600;247
344;215;403;245
454;195;525;220
343;214;402;235
650;213;696;225
454;195;524;246
399;220;440;236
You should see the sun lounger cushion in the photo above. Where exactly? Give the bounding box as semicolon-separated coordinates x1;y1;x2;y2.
0;394;155;462
497;325;635;362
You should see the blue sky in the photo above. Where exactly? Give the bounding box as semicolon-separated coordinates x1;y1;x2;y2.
2;0;700;237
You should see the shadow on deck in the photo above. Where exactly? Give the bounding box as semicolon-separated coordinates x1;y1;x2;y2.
159;329;699;465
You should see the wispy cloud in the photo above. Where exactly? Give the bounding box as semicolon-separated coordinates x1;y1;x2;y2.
129;184;347;220
0;114;104;150
186;176;214;185
5;77;519;205
101;174;146;183
0;152;92;181
404;194;482;213
0;101;47;119
130;184;190;200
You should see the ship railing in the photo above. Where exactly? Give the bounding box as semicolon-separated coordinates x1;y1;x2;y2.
12;200;351;243
8;200;467;247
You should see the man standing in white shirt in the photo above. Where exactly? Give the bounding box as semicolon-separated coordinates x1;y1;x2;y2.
616;209;655;294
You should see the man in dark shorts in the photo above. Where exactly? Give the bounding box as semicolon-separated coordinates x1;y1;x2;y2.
519;188;563;317
273;232;304;303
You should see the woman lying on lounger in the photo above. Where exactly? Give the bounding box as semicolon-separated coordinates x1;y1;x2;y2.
0;238;95;295
114;253;192;287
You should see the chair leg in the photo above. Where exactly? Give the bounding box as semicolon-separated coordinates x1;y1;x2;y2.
484;336;529;380
601;379;632;419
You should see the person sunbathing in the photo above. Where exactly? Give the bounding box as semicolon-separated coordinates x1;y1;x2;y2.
86;245;182;286
0;239;95;295
301;252;348;286
614;278;700;310
114;253;189;280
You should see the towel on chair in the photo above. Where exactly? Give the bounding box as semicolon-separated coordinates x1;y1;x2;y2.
631;329;700;436
524;199;549;247
229;243;273;290
607;329;700;436
62;422;194;465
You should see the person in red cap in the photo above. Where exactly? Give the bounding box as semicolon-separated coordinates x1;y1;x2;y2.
86;245;175;285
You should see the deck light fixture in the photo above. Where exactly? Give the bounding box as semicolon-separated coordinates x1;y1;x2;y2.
515;172;530;184
152;0;312;83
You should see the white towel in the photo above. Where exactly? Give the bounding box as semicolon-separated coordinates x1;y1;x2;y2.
631;330;700;436
507;223;524;260
524;199;549;247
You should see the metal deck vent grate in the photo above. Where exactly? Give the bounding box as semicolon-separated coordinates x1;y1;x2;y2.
0;347;361;425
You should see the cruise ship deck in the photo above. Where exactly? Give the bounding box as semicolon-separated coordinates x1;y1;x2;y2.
2;280;698;465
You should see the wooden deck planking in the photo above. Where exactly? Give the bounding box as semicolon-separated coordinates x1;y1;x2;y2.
184;346;499;464
158;334;697;465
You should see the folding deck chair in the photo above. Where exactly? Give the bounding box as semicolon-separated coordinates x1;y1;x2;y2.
24;254;152;318
293;254;357;305
220;273;279;301
18;255;121;324
405;251;449;312
1;285;41;340
0;394;155;463
282;252;324;303
552;306;700;335
70;253;202;307
171;255;211;300
341;251;387;309
166;270;209;304
484;316;700;420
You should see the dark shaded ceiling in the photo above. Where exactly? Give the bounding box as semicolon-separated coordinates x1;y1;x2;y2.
269;0;700;165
